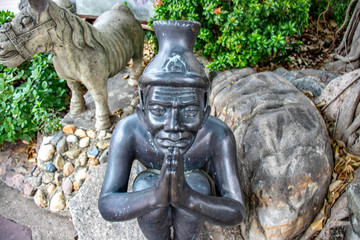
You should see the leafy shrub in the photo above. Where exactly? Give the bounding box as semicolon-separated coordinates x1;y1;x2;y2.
150;0;310;70
0;11;69;145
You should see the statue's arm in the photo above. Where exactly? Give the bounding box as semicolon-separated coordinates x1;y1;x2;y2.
98;120;169;221
170;127;246;226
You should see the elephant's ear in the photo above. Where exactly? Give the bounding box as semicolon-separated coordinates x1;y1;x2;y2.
29;0;49;13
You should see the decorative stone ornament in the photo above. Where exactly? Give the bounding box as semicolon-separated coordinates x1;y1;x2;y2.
0;0;144;130
99;20;246;240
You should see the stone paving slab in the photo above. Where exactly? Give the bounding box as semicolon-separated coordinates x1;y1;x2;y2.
0;182;77;240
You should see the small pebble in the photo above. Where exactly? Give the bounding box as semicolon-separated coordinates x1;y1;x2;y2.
98;130;107;139
79;137;90;148
42;172;54;184
34;189;47;207
74;128;87;138
23;181;36;196
99;148;109;164
56;137;68;155
75;168;87;182
73;181;80;191
63;162;75;176
47;184;56;195
46;162;57;172
41;136;53;145
89;159;100;167
62;178;73;194
88;147;99;158
76;151;88;167
86;130;97;139
54;172;62;186
66;135;78;144
96;141;109;150
51;131;65;146
64;147;81;160
35;176;42;187
63;125;76;134
53;154;65;171
37;144;55;162
50;191;66;211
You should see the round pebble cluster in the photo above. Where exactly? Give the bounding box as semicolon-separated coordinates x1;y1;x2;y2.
30;125;112;213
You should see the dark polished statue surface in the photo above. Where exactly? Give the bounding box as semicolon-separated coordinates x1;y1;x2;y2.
98;20;245;240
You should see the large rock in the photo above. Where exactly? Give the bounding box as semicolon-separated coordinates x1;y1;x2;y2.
210;69;333;240
69;163;224;240
315;69;360;155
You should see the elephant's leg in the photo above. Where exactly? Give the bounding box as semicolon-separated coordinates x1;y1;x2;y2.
67;80;86;114
87;82;111;130
129;40;144;87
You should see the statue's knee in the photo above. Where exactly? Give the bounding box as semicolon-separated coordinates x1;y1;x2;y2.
133;171;159;192
185;171;212;196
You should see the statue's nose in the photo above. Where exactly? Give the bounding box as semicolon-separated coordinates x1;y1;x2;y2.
165;108;180;132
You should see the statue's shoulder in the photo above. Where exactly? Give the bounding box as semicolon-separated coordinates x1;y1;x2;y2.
202;116;235;141
112;114;146;139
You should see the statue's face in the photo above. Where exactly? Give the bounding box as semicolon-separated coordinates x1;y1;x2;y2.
142;86;209;155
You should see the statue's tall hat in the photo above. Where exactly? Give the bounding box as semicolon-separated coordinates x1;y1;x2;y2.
138;20;210;91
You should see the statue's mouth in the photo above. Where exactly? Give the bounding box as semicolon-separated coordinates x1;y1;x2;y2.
0;50;19;61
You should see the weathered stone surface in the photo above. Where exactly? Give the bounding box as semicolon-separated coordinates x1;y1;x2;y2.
210;69;333;240
47;184;56;195
69;164;222;240
23;181;36;196
86;130;97;139
99;148;109;164
273;68;339;96
46;162;56;172
347;168;360;238
4;173;25;191
315;69;360;155
87;147;99;158
37;144;56;162
66;135;79;144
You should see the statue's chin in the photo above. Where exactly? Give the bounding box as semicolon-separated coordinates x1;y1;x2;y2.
0;53;25;68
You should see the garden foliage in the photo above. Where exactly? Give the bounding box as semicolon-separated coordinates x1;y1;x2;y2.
151;0;310;70
0;10;69;145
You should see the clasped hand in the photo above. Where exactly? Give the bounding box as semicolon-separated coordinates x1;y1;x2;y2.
154;147;189;208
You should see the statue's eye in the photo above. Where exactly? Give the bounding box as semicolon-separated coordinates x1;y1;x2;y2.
21;17;32;27
149;106;166;116
182;107;199;117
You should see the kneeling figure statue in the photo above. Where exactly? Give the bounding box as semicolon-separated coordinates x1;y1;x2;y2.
98;20;245;240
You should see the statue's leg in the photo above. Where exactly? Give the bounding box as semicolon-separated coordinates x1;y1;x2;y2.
67;80;86;114
133;171;172;240
172;171;212;240
86;81;111;130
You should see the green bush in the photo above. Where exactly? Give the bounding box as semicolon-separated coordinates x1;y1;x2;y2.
0;11;69;145
151;0;310;70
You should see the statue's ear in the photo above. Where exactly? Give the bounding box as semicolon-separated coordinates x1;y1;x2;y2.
29;0;48;13
136;105;151;132
201;106;211;128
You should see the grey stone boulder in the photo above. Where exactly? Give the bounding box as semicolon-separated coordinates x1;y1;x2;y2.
315;69;360;155
273;67;340;96
210;69;333;240
69;163;224;240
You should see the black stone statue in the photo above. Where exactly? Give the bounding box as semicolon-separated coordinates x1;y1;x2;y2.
98;20;245;240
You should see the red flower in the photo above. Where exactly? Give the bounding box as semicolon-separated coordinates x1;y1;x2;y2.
214;7;222;14
154;0;162;7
